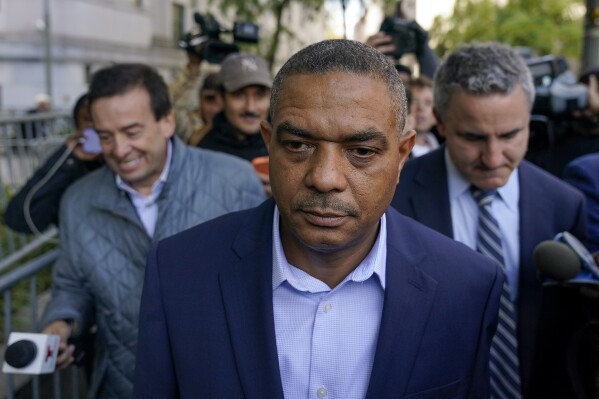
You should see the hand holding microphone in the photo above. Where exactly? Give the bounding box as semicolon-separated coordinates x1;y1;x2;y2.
41;320;76;370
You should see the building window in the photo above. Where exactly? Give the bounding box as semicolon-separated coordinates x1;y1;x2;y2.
172;4;185;46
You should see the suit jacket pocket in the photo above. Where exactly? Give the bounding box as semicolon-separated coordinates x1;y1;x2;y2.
404;379;460;399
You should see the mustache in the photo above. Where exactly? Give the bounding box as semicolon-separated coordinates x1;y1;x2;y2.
293;194;359;217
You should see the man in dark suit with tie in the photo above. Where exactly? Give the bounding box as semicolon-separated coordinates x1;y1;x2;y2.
391;42;588;398
133;40;504;398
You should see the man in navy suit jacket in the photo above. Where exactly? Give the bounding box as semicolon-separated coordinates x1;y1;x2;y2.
564;152;599;253
134;40;503;398
391;42;588;398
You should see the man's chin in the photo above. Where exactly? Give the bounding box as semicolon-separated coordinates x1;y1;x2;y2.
472;176;508;190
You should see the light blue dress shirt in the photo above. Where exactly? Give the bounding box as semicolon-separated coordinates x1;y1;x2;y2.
272;207;386;399
445;149;520;300
116;140;172;237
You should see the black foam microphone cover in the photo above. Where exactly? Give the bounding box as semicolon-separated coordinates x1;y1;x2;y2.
4;340;37;368
533;240;581;281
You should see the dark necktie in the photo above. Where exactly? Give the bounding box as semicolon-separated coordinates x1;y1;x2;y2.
472;188;522;399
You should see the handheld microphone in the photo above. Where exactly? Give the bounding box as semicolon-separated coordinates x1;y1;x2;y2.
533;231;599;285
533;240;581;281
2;332;60;374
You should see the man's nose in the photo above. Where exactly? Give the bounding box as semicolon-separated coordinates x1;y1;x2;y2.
244;95;257;113
481;140;504;168
113;135;130;158
304;146;348;193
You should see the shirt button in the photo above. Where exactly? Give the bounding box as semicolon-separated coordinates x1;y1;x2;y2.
323;303;332;313
317;387;327;398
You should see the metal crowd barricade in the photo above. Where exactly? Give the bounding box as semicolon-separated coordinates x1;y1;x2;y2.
0;112;85;398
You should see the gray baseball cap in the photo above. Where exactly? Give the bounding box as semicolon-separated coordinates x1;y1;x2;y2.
218;53;272;92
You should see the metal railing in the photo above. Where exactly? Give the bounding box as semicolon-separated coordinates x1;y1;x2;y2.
0;112;85;398
0;249;85;399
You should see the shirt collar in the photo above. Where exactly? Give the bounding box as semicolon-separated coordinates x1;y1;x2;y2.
272;206;387;292
444;147;519;210
116;139;172;197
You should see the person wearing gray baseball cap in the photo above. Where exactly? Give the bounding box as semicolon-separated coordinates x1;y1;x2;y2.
193;52;272;195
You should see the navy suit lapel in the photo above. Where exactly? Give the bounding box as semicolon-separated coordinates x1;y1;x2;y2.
218;201;285;399
409;150;453;238
366;210;439;398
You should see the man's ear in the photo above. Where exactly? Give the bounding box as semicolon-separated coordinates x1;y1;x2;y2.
161;110;176;139
260;120;272;152
433;107;446;138
396;130;416;184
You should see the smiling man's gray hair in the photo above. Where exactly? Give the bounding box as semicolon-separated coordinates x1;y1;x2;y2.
270;39;408;135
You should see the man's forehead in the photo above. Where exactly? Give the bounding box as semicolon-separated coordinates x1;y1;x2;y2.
277;72;388;103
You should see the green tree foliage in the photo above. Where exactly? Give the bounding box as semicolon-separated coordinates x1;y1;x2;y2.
429;0;584;59
210;0;325;70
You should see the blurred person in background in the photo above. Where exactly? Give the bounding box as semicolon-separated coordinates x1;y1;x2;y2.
526;66;599;177
365;2;438;81
20;93;52;139
392;42;588;398
39;63;265;399
191;52;272;196
197;72;223;125
169;39;221;142
564;152;599;253
408;76;440;158
4;93;103;234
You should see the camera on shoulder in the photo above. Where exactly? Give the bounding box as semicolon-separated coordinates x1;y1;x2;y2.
379;17;426;59
178;12;259;64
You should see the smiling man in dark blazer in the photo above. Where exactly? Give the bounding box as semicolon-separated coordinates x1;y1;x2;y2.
391;42;588;398
133;40;504;399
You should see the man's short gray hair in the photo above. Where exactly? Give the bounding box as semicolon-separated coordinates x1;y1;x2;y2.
434;42;535;121
270;39;408;135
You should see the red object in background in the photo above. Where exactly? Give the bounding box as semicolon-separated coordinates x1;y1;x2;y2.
251;156;269;175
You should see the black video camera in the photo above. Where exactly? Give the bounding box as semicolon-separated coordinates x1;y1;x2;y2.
179;12;259;64
525;55;590;157
527;55;588;117
379;17;426;59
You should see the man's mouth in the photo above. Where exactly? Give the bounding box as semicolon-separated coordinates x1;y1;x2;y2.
241;114;259;121
301;209;348;227
118;157;141;171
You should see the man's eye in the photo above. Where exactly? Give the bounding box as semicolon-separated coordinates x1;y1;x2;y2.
349;147;376;158
501;131;518;140
462;133;485;142
283;141;308;151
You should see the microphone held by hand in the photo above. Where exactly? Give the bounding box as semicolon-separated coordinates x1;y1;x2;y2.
2;332;60;374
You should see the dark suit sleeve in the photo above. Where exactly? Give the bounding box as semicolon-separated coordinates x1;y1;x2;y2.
564;159;598;251
467;264;504;399
134;242;179;398
3;145;89;234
